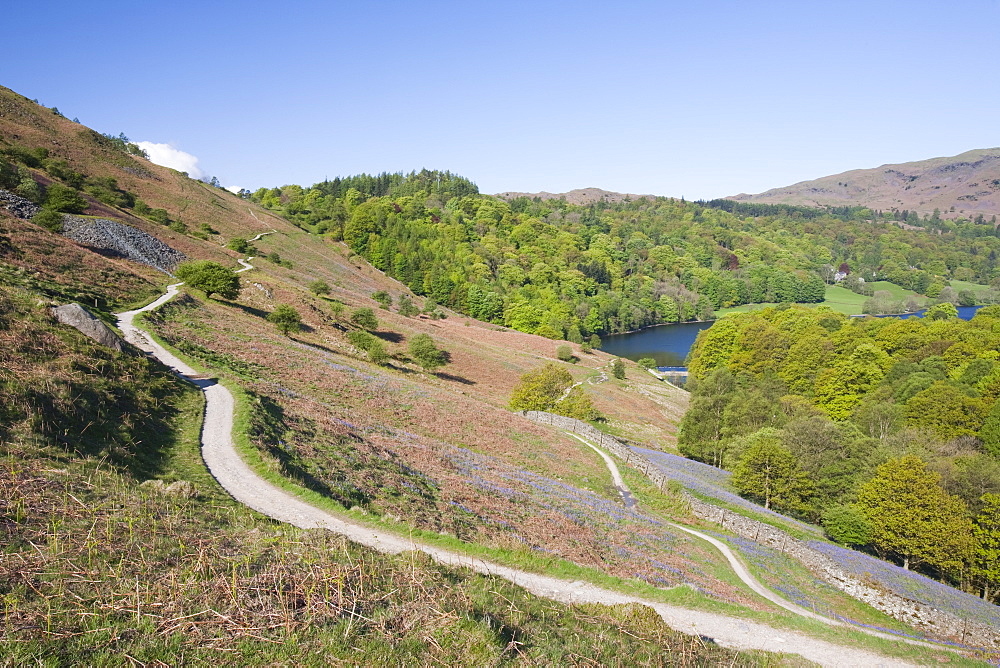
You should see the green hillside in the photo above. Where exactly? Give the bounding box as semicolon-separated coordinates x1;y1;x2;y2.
248;180;1000;340
3;84;998;664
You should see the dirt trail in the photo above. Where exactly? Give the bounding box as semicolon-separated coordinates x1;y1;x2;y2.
115;277;917;667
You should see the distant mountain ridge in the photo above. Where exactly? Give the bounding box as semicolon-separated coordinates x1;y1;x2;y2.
495;187;655;205
727;148;1000;219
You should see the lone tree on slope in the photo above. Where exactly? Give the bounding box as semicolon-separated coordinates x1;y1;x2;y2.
267;304;302;336
408;333;447;371
175;260;240;300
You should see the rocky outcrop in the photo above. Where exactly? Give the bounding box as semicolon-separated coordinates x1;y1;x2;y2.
0;188;42;219
51;303;129;353
60;216;186;273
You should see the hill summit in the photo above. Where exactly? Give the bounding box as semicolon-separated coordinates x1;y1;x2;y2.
728;148;1000;220
495;186;654;205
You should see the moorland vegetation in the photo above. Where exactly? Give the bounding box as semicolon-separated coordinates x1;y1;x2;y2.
4;83;1000;662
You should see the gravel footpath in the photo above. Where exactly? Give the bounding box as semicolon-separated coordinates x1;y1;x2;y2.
566;432;834;620
116;277;915;667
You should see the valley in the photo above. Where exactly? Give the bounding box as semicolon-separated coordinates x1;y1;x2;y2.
2;83;999;666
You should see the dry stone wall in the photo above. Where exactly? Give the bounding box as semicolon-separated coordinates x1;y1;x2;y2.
519;410;1000;649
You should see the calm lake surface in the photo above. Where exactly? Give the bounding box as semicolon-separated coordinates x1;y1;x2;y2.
599;305;986;366
599;320;714;366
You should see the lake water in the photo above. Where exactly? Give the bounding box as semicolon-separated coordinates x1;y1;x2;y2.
599;305;986;366
871;305;983;320
598;320;714;366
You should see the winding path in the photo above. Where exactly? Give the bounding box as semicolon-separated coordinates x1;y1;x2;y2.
566;433;833;621
114;277;915;667
565;432;971;657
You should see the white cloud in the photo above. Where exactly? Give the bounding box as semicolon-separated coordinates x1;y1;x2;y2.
136;141;207;180
225;185;243;194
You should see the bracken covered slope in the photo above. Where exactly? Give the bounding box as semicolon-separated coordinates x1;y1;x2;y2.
728;148;1000;220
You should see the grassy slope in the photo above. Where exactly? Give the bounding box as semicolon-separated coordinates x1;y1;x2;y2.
718;280;993;318
3;86;990;663
0;259;783;666
716;286;867;316
951;279;993;297
719;283;919;318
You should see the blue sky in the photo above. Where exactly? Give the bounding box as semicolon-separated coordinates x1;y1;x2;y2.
5;1;999;198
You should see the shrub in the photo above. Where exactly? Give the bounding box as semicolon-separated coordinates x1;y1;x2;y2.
168;220;188;233
612;358;626;380
397;294;419;317
148;208;170;224
409;333;447;371
638;358;656;369
372;290;392;309
589;334;602;349
1;144;42;168
556;345;575;362
44;183;88;213
87;184;132;207
43;158;85;189
581;342;593;354
351;307;379;331
32;209;64;232
227;237;254;254
509;363;598;420
0;158;18;189
555;386;599;421
509;364;574;412
309;279;331;296
347;330;388;365
267;304;302;336
175;260;240;300
14;171;44;203
822;505;872;547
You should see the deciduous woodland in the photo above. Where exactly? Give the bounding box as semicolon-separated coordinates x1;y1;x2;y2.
681;305;1000;600
250;172;1000;338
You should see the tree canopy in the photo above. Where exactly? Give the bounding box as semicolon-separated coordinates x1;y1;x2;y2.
267;304;302;336
408;333;447;371
855;456;974;572
731;428;814;513
175;260;240;300
509;363;598;420
248;169;1000;341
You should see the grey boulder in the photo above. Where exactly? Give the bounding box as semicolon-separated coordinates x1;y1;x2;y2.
51;303;128;353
